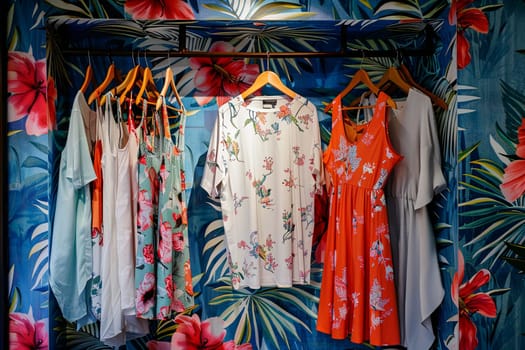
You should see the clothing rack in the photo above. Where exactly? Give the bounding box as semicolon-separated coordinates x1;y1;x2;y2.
58;47;433;58
48;18;440;59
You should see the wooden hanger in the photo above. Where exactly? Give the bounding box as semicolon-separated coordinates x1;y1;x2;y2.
116;65;141;105
88;63;115;105
80;64;94;94
98;65;140;106
348;66;411;107
241;70;296;100
398;64;448;110
325;68;396;113
135;66;158;106
155;66;183;112
376;66;412;94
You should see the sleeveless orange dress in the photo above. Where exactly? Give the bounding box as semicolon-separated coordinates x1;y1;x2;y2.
317;92;401;346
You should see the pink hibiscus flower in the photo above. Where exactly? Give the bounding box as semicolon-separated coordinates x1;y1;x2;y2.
173;231;185;252
9;312;48;350
147;339;172;350
189;41;260;106
8;51;56;136
159;162;169;193
148;166;160;206
138;189;154;231
136;272;156;316
158;220;173;263
451;250;497;350
171;314;253;350
125;0;195;20
500;118;525;202
165;275;174;300
448;0;489;69
143;244;155;264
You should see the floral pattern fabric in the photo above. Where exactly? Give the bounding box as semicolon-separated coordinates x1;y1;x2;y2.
201;94;322;290
135;101;194;320
316;92;401;346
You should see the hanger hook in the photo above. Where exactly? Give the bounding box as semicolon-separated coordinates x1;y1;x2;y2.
87;49;92;67
359;49;365;70
395;48;401;67
144;50;149;68
132;49;136;67
266;51;270;72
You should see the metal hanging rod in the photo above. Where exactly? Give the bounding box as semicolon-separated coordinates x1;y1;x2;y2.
56;22;435;58
59;47;433;58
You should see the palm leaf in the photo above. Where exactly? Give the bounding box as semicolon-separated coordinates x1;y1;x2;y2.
212;24;333;79
374;0;423;19
419;0;449;19
8;266;20;312
55;320;112;350
45;0;91;17
202;218;229;284
501;242;525;272
210;278;317;349
203;0;314;20
459;142;480;163
155;319;178;340
500;80;525;140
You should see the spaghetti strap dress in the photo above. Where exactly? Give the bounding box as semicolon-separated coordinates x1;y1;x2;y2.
135;98;194;320
316;92;402;346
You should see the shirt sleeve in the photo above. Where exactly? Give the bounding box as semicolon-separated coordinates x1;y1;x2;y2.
414;96;447;210
201;110;225;198
64;92;97;189
309;104;324;191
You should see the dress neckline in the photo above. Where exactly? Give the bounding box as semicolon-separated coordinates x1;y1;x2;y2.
234;93;303;114
335;91;388;146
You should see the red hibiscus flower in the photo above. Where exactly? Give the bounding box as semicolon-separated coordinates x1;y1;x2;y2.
136;272;156;316
171;314;253;350
8;51;55;136
125;0;195;20
189;41;260;106
449;0;489;69
500;118;525;202
451;250;497;350
9;312;48;350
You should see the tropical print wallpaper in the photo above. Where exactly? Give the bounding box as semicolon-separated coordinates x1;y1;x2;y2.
4;0;524;349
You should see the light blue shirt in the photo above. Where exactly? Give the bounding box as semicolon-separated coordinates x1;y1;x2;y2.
49;91;97;326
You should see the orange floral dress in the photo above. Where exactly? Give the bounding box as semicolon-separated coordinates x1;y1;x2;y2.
317;92;401;346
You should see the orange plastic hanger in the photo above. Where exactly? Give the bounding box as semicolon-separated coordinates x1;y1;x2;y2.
241;70;296;100
156;66;183;112
325;68;396;113
80;64;94;94
88;63;115;105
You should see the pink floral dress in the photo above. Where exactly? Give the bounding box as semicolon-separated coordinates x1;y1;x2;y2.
135;99;194;320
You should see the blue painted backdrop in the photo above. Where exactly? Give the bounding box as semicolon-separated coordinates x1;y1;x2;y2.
6;0;524;349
